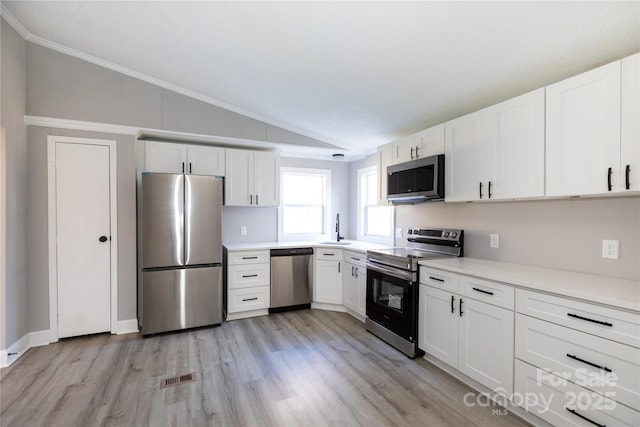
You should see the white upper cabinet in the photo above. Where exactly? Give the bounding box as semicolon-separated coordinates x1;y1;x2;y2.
392;123;445;164
445;89;545;202
144;141;225;176
621;53;640;192
225;148;279;207
546;60;621;196
484;88;545;199
376;143;393;205
444;110;486;202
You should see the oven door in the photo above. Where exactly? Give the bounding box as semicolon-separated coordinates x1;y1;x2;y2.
366;262;417;342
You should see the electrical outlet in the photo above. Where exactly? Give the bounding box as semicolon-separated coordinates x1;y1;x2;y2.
602;240;619;259
240;226;247;236
490;234;500;249
396;228;403;238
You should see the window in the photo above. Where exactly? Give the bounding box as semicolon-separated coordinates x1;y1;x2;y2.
358;166;393;243
279;167;331;240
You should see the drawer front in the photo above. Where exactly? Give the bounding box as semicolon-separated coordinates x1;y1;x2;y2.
227;250;270;265
516;288;640;348
419;267;459;293
515;359;640;427
516;313;640;411
459;275;514;310
228;286;270;313
315;248;343;261
228;263;270;289
344;250;366;267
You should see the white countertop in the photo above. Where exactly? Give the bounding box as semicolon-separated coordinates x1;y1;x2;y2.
419;257;640;312
223;240;392;253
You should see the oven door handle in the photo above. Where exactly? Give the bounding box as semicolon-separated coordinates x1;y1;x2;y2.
366;262;416;282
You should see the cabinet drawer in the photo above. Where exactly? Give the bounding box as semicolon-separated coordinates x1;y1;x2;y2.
516;288;640;348
227;263;270;289
459;275;514;310
516;313;640;411
515;359;639;427
315;248;343;261
227;250;270;265
344;250;365;267
228;286;270;313
419;267;459;292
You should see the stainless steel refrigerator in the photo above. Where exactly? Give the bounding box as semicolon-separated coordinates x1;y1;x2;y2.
139;173;223;335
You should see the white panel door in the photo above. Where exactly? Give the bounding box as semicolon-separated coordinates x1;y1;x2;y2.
418;285;458;368
314;260;342;304
376;143;393;205
254;151;279;206
225;148;253;206
188;145;226;176
621;53;640;192
144;141;187;173
458;297;514;396
415;123;445;159
444;111;485;201
546;60;621;196
56;142;111;338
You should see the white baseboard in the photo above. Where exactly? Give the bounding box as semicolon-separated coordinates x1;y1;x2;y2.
311;302;347;313
0;329;50;368
115;319;139;335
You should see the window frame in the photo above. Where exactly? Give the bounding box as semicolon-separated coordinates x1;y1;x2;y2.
278;167;332;242
357;166;394;245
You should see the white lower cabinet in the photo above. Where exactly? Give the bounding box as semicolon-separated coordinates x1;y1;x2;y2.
313;249;343;306
343;251;366;320
226;249;270;320
515;360;639;427
419;283;514;396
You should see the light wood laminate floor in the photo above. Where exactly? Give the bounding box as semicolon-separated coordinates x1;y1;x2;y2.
1;309;530;426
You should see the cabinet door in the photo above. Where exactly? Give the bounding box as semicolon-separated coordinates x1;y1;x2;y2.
458;297;514;396
621;53;640;192
188;145;225;176
314;260;342;304
376;143;393;205
225;149;253;206
144;141;187;173
254;151;280;206
342;262;358;311
414;123;445;159
484;88;545;199
392;135;417;164
546;61;621;196
355;266;366;317
418;285;458;368
444;111;486;201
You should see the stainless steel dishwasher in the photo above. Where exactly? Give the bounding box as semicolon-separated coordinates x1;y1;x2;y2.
270;248;314;312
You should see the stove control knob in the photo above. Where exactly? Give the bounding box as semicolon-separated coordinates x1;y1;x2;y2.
443;231;450;237
450;232;457;238
408;229;413;234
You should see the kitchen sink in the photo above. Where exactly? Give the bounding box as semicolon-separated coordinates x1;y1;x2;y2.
319;241;352;245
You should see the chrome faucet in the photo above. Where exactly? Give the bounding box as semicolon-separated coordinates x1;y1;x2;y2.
336;213;344;242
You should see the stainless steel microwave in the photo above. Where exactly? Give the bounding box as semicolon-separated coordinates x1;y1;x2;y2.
386;154;445;204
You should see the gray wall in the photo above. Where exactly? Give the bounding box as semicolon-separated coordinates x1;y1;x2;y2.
25;43;335;149
1;18;28;348
222;157;350;245
27;127;138;331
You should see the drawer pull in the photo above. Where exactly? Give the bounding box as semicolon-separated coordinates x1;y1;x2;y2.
472;287;494;296
429;276;444;282
324;253;335;256
242;297;258;302
566;353;612;373
567;312;613;327
351;257;360;261
242;274;258;278
242;256;258;260
565;407;606;427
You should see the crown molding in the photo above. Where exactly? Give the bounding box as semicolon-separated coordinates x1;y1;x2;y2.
0;4;30;39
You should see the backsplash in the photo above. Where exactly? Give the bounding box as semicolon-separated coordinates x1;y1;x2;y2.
395;196;640;281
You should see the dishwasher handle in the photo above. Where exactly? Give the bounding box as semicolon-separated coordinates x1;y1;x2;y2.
270;248;314;257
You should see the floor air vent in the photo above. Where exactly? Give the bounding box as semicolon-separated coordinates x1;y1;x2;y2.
160;372;196;389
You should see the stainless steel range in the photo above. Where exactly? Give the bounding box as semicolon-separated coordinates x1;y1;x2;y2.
365;227;464;358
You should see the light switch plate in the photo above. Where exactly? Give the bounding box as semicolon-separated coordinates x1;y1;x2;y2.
396;228;403;238
240;226;247;236
490;234;500;249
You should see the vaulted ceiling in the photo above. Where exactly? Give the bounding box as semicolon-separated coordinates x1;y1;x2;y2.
3;1;639;155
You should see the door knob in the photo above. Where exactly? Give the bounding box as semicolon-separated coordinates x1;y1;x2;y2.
99;235;108;242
